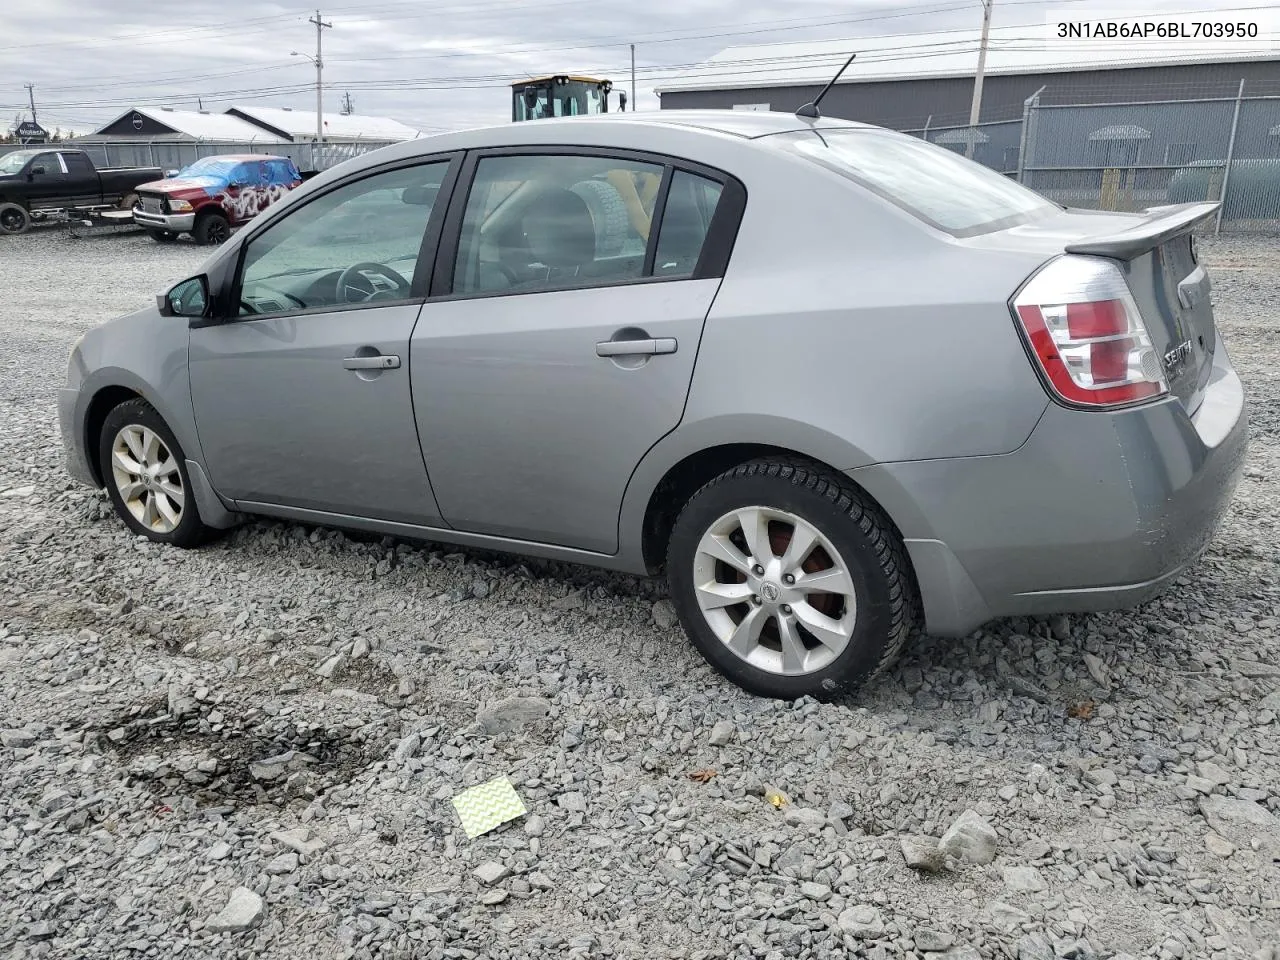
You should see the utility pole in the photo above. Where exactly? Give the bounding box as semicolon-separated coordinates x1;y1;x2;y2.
309;10;333;144
24;83;37;124
630;44;636;111
341;91;354;115
967;0;993;159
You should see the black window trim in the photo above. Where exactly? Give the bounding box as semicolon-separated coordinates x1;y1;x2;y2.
199;151;463;328
426;143;747;303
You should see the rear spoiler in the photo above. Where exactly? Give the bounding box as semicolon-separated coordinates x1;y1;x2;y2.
1063;201;1219;260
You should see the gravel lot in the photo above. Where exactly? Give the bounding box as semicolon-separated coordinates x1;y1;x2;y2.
1;226;1278;960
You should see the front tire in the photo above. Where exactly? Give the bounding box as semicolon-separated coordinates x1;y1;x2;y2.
147;228;178;243
98;399;214;547
193;211;229;246
0;202;31;235
666;459;917;700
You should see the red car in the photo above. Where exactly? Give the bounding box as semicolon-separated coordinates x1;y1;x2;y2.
132;154;303;245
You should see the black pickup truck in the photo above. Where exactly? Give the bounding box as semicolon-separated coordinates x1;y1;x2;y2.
0;148;163;235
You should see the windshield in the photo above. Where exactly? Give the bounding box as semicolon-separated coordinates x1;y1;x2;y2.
176;157;247;180
776;128;1056;236
0;150;40;175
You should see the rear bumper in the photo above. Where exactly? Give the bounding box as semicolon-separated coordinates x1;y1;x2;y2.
132;209;195;232
850;333;1249;636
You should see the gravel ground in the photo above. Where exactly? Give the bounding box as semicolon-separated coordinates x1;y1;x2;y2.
1;226;1278;960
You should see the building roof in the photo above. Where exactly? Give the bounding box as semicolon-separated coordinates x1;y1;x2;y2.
91;107;273;141
655;13;1280;93
226;105;423;141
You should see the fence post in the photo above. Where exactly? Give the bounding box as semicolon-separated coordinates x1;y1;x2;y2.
1016;85;1045;185
1214;79;1245;236
922;115;932;141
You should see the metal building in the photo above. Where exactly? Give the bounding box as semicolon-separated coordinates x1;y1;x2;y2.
654;23;1280;131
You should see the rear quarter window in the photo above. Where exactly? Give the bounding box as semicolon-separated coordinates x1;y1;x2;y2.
775;128;1056;237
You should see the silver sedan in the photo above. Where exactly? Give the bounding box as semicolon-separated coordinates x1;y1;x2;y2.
60;110;1248;699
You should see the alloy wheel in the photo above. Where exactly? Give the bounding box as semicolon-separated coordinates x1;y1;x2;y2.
110;424;184;534
692;505;857;676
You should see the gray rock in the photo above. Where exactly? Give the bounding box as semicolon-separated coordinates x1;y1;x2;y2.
270;828;327;858
783;807;827;828
206;886;264;933
266;852;298;875
207;841;232;861
939;948;981;960
652;599;679;630
939;809;998;865
799;881;831;901
1256;691;1280;711
1196;760;1232;786
1199;795;1279;830
827;800;854;822
838;905;884;939
709;719;735;746
1204;833;1235;858
1021;837;1052;860
1;729;37;748
914;928;954;951
557;792;586;813
26;921;55;940
1049;615;1071;641
474;861;510;885
1083;653;1110;687
524;814;545;837
900;835;946;873
1014;934;1055;960
1003;866;1046;892
1234;660;1280;678
130;835;161;858
477;697;551;734
480;888;508;905
315;652;346;679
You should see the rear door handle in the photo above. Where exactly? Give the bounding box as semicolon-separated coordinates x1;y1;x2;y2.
595;338;677;358
343;354;400;370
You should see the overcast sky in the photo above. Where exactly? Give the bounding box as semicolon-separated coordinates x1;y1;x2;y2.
2;0;1265;136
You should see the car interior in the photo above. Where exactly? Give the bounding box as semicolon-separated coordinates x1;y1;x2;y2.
236;158;722;318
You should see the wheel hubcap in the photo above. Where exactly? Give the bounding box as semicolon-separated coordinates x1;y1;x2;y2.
110;425;184;534
692;505;857;677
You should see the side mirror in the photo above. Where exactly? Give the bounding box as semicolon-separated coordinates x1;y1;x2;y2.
29;165;46;177
165;169;180;178
157;275;209;319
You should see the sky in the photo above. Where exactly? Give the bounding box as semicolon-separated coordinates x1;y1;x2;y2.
2;0;1269;137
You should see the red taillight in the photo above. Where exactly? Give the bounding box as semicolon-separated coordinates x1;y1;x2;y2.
1013;257;1167;408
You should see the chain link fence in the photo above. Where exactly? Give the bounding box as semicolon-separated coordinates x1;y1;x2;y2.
901;81;1280;234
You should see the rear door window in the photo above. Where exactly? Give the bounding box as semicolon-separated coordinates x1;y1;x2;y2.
653;171;724;277
451;153;665;296
775;128;1055;236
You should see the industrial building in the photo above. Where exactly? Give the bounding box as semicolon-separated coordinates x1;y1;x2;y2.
655;21;1280;131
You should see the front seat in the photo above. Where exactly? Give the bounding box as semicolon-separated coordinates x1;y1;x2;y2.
520;188;598;284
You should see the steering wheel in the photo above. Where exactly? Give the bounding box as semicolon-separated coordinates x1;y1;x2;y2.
336;262;411;303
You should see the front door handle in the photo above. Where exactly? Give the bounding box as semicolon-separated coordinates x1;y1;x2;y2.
343;354;400;370
595;337;677;358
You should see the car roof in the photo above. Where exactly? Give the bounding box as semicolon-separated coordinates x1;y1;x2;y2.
585;109;871;139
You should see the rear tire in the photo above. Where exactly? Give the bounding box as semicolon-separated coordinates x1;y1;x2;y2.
193;211;229;246
147;228;178;243
666;458;917;700
98;399;215;548
0;202;31;236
